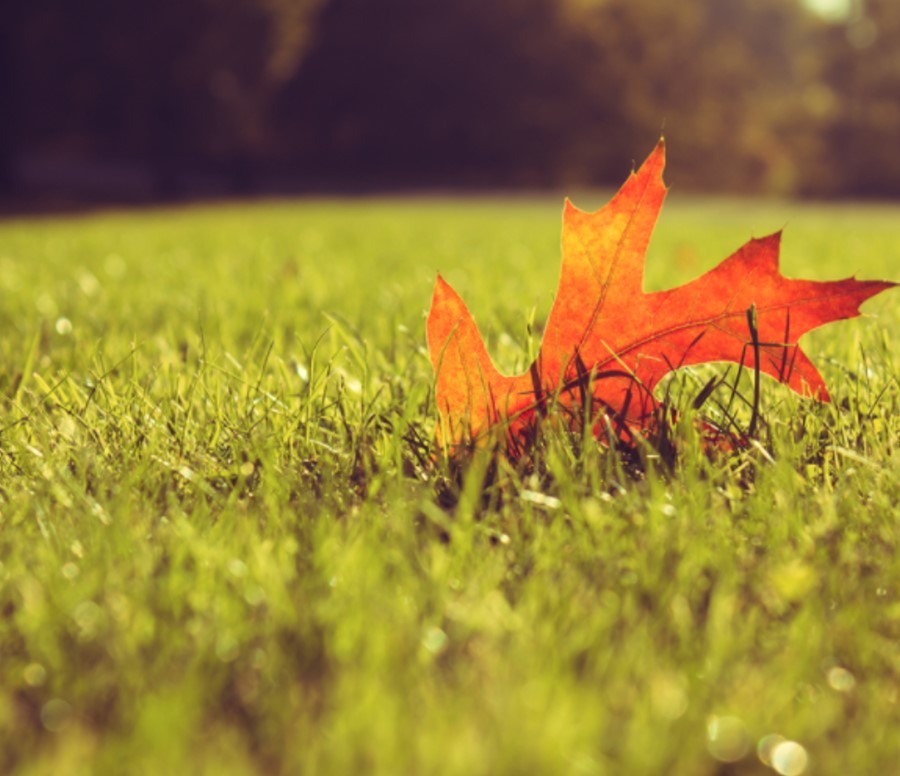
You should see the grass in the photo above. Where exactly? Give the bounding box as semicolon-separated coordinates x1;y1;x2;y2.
0;192;897;775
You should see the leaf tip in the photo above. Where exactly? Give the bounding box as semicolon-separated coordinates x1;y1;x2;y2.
429;274;452;321
641;137;667;186
562;196;581;217
433;272;456;297
745;231;783;270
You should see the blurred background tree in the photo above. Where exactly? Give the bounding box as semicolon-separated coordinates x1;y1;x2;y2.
819;0;900;195
2;0;898;202
275;0;634;186
4;0;327;196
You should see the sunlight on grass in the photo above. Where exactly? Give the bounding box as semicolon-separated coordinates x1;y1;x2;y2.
0;195;897;774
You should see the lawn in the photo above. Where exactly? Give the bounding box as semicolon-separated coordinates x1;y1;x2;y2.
0;192;897;775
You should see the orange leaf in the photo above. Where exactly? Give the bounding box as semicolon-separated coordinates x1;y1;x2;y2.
427;140;897;456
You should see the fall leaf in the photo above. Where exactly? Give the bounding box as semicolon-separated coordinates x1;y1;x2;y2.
427;140;896;456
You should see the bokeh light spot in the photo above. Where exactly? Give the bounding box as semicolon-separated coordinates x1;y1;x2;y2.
61;562;80;580
772;740;809;776
827;665;856;692
23;663;47;687
706;715;751;763
41;699;73;732
803;0;852;21
757;733;786;766
422;626;448;655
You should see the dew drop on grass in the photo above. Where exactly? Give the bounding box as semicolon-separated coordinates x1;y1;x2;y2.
706;715;751;763
422;626;448;655
757;733;786;766
827;666;856;692
72;600;105;640
41;699;72;732
771;740;809;776
61;562;79;580
244;584;265;607
23;663;47;687
227;558;248;578
650;672;688;720
55;317;72;335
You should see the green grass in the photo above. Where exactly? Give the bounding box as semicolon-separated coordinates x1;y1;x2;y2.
0;193;897;775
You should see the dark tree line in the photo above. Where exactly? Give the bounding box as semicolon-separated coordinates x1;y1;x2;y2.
3;0;900;200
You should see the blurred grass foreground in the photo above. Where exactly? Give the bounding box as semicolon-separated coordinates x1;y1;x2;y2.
0;193;897;773
4;0;900;204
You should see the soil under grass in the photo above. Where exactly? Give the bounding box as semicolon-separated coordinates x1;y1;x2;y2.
0;195;897;774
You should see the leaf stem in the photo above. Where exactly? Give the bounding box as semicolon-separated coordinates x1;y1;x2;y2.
747;304;761;438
